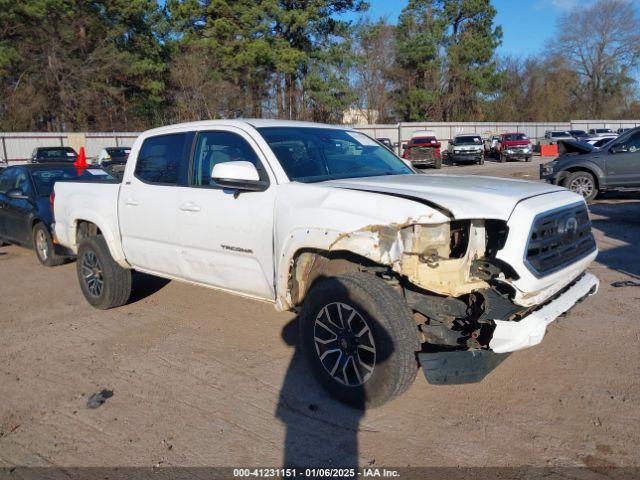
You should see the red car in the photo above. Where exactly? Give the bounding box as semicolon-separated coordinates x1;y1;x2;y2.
496;132;533;162
402;135;442;169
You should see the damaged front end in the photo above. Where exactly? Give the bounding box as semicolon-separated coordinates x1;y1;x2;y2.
328;218;525;352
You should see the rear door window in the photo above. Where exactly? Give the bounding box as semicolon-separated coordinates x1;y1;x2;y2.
135;133;192;185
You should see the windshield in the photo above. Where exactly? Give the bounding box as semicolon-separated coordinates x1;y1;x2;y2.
257;127;412;183
502;133;528;141
551;132;570;137
106;147;130;157
31;167;115;196
410;137;437;145
596;129;614;133
36;148;77;159
455;136;482;145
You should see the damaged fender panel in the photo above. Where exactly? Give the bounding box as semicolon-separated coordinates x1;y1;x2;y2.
329;220;489;298
274;183;450;311
276;218;491;311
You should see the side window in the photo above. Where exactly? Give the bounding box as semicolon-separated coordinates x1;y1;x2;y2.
0;169;16;193
14;171;30;194
190;131;267;188
135;133;190;185
619;131;640;152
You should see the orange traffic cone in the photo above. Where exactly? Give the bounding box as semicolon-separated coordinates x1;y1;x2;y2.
74;146;88;169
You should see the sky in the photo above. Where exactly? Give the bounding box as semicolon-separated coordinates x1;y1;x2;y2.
344;0;594;58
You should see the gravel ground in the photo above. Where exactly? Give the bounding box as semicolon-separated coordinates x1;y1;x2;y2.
0;156;639;472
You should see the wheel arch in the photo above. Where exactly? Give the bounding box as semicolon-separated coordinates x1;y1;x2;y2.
285;248;392;311
559;163;604;190
71;217;129;268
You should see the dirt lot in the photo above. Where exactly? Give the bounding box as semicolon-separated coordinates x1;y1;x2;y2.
1;157;639;471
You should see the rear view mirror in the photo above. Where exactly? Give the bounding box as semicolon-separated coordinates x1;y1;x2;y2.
211;161;267;192
611;144;628;154
7;189;28;200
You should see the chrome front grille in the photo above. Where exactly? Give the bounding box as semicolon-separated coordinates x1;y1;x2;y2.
525;203;596;277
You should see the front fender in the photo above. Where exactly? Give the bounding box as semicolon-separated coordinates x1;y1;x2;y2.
557;158;606;186
273;183;450;311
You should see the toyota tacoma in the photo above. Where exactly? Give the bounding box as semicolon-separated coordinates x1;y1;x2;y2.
53;120;599;408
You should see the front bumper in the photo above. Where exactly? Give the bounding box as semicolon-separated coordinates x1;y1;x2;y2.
408;158;438;166
539;164;565;185
489;272;599;353
451;152;483;162
502;150;532;160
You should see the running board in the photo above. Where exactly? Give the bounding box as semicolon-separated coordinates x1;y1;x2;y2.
418;350;510;385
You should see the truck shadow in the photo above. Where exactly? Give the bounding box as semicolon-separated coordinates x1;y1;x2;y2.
276;317;363;471
589;198;640;278
276;288;394;472
127;271;171;304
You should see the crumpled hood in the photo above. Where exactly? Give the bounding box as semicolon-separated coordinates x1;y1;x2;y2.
321;174;566;220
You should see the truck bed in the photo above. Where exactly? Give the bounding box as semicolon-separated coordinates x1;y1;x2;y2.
53;180;122;257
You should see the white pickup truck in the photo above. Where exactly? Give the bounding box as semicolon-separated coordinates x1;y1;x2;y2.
53;120;599;407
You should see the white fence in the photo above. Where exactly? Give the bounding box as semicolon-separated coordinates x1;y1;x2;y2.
0;132;139;163
2;120;639;163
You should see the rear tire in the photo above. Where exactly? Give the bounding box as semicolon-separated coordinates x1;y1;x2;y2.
76;235;131;309
299;273;421;408
32;223;65;267
565;171;598;203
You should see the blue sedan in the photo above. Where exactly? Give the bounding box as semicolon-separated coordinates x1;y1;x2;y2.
0;163;116;266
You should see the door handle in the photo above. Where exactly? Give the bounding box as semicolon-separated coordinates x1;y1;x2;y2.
124;198;139;207
179;202;201;212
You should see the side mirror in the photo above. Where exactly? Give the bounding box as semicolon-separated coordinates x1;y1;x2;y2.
211;161;267;192
7;188;28;200
610;144;628;154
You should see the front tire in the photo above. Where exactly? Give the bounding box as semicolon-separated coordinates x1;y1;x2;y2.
76;235;131;309
299;273;421;408
33;223;65;267
565;171;598;203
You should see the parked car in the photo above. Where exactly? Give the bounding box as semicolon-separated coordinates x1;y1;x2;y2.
544;131;574;143
95;146;131;178
0;163;116;266
376;138;394;152
586;133;617;145
53;120;599;407
95;147;131;166
617;128;632;135
496;132;533;162
588;128;615;136
568;130;589;140
446;134;484;164
30;146;78;163
484;135;500;156
540;126;640;202
402;132;442;168
588;137;616;149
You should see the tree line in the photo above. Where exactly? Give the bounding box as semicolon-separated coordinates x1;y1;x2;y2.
1;0;639;132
